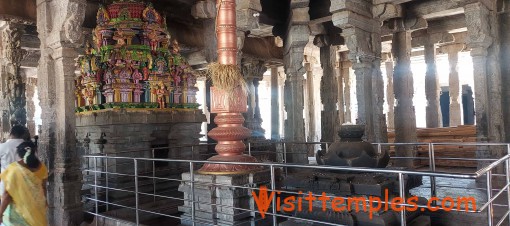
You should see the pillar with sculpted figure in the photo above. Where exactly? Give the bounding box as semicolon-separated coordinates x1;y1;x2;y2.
36;0;86;224
331;2;387;145
0;22;28;128
392;19;418;168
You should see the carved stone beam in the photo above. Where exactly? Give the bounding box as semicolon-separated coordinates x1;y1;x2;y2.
412;31;454;47
237;0;262;32
191;0;216;19
373;3;403;21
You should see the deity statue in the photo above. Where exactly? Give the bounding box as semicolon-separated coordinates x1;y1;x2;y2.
83;85;96;106
171;39;180;55
132;69;143;84
113;30;127;47
148;30;159;51
152;82;167;109
142;67;150;80
85;41;94;55
104;70;113;84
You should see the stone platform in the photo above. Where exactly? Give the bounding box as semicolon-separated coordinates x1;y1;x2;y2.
179;171;272;226
77;108;206;222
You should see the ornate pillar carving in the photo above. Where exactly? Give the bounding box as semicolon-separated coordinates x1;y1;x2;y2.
392;19;418;168
282;0;310;165
331;5;388;144
424;33;441;128
37;0;86;224
1;22;28;128
384;53;395;130
317;41;338;148
339;52;352;124
304;61;316;144
465;2;505;171
242;60;267;139
270;66;280;140
25;74;37;136
446;44;464;127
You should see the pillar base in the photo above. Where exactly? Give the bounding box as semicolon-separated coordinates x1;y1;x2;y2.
197;155;264;175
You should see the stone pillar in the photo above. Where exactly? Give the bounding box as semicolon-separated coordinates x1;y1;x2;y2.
384;54;395;130
465;2;505;171
392;20;418;168
242;61;266;139
304;62;315;143
339;52;352;124
319;44;338;148
26;76;37;136
270;66;280;140
37;0;86;225
282;0;310;164
424;34;441;128
446;44;463;127
336;51;344;126
0;22;28;128
331;5;388;144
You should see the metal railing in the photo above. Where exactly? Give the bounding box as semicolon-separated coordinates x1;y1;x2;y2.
82;142;510;226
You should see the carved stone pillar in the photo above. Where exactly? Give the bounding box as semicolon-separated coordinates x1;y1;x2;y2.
37;0;86;224
339;52;352;124
270;66;280;140
384;55;395;130
336;51;344;126
1;22;28;128
446;44;463;127
25;75;37;136
319;44;338;148
304;62;315;144
331;2;387;144
465;2;505;172
424;34;441;128
282;0;310;164
242;60;266;139
392;20;418;168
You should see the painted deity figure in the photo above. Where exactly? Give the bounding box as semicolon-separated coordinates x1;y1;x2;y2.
83;85;96;106
148;31;159;51
119;68;132;83
155;59;166;74
152;83;167;109
113;30;127;47
132;69;143;84
171;39;180;55
142;67;150;80
104;69;113;84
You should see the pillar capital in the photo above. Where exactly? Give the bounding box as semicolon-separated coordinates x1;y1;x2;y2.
465;2;493;50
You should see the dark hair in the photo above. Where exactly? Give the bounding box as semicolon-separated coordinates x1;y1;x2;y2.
16;141;40;169
10;125;26;139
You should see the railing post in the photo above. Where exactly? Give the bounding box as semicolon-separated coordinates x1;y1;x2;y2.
398;173;406;226
152;149;156;203
428;143;437;205
377;143;382;155
105;155;109;211
283;142;287;176
134;159;139;226
270;165;277;226
487;170;493;226
248;142;252;156
190;162;196;226
94;157;98;226
507;144;510;224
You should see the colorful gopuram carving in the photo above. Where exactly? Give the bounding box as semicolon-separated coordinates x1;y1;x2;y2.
75;0;199;111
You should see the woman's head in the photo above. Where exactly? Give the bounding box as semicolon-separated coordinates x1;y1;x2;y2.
17;141;40;168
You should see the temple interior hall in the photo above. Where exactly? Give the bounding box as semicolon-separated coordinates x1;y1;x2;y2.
2;0;510;226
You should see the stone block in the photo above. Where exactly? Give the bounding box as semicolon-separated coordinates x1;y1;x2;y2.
330;0;372;18
290;7;310;24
